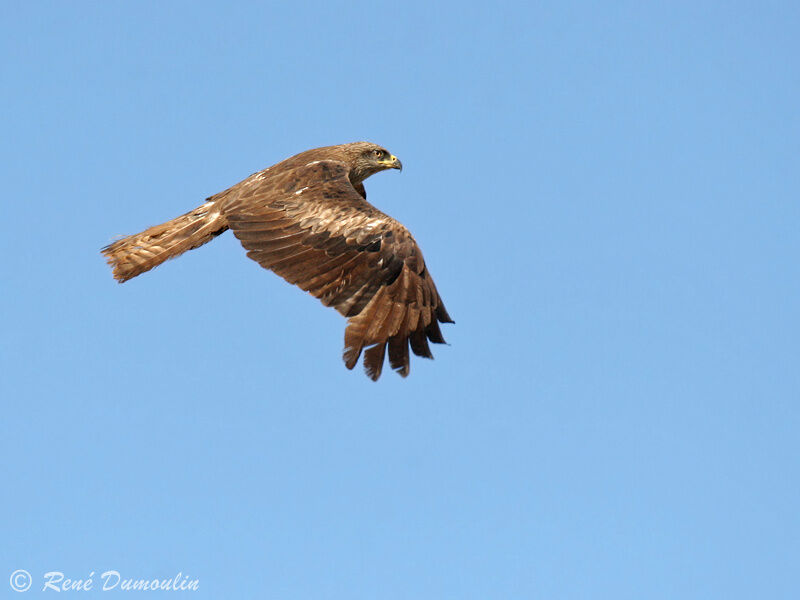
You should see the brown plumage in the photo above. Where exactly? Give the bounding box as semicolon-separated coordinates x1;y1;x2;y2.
102;142;453;380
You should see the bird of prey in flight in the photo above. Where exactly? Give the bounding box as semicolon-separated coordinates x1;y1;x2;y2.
102;142;453;380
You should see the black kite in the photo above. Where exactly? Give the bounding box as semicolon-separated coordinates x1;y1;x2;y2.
102;142;452;380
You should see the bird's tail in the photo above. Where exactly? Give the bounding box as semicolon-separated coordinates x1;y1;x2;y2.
102;201;228;283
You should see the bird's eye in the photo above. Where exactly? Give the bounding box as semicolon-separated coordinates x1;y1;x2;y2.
373;149;383;157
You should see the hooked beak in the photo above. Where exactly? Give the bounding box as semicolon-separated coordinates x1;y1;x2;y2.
379;154;402;171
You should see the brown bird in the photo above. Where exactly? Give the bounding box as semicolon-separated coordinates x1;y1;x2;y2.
102;142;453;380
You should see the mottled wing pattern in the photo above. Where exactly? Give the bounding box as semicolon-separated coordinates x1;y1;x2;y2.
220;160;453;380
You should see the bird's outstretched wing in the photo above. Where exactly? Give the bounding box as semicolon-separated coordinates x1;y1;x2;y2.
220;160;453;380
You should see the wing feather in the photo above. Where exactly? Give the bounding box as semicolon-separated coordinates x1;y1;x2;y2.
409;328;433;359
363;342;387;381
387;333;410;377
222;159;452;380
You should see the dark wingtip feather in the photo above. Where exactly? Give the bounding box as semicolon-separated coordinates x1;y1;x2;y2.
436;303;455;324
363;342;387;381
388;334;410;377
343;324;365;369
343;345;362;370
425;319;446;344
409;329;433;359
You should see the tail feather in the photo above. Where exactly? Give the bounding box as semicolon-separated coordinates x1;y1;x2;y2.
102;201;228;282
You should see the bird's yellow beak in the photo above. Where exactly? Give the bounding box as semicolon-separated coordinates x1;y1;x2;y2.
379;154;403;171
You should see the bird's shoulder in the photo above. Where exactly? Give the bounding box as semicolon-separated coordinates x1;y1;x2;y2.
220;158;417;259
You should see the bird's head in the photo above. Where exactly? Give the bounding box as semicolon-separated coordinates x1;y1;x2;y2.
344;141;402;183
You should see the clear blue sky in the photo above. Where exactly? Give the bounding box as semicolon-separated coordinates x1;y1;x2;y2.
2;1;799;598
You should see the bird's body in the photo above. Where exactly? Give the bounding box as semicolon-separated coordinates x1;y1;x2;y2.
102;142;452;380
